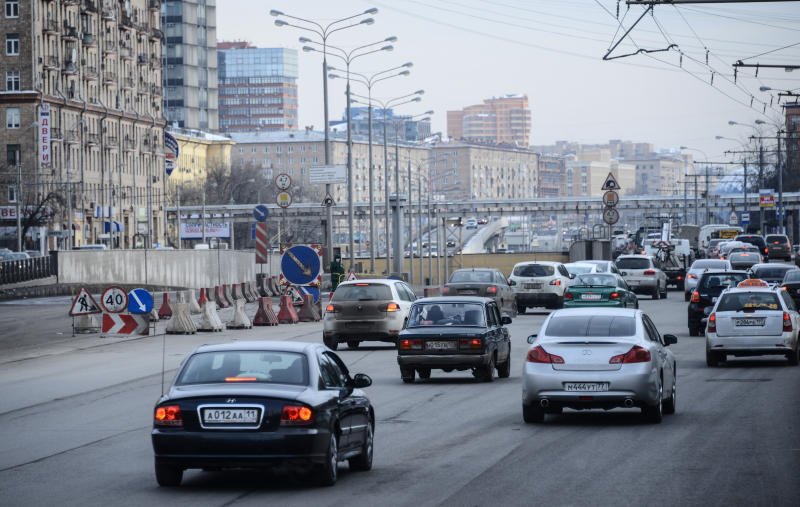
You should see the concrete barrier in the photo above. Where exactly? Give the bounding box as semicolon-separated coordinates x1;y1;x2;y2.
166;302;197;334
223;284;234;308
198;301;224;332
253;297;279;326
277;294;299;324
232;283;244;302
157;292;173;319
227;298;252;329
214;286;229;308
297;294;321;322
187;289;202;314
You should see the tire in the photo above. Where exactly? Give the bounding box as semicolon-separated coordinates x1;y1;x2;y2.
642;385;663;424
788;347;799;366
684;292;690;302
346;340;360;349
417;367;431;380
689;326;700;337
497;353;511;378
652;287;660;300
475;354;494;382
511;301;518;318
400;367;415;384
663;372;676;415
556;296;564;309
323;335;338;351
313;433;338;486
522;403;545;423
660;285;668;299
155;463;183;487
518;304;526;314
706;350;720;367
348;422;373;472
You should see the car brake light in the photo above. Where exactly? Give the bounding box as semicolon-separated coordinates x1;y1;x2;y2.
154;405;183;427
677;276;683;280
380;302;400;312
355;283;369;286
325;304;339;313
442;286;450;294
609;345;651;364
610;292;620;299
564;291;573;300
774;241;779;244
643;270;655;275
459;338;482;350
691;291;700;303
487;286;498;294
688;274;697;279
549;279;561;286
783;312;792;332
398;339;422;350
708;313;716;333
765;248;769;253
280;405;313;426
526;345;564;364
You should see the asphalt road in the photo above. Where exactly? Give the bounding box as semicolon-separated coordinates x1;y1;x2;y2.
0;290;798;507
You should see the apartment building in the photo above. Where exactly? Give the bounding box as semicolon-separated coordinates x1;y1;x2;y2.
166;126;233;184
629;155;689;196
1;0;166;249
564;158;635;198
447;94;531;146
334;107;431;142
217;41;297;133
162;0;217;130
537;154;566;198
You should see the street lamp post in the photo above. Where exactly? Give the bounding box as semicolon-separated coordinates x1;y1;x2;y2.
680;146;707;225
271;7;377;268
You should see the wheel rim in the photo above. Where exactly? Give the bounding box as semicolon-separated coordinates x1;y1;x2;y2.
364;424;373;465
670;379;676;407
657;386;663;417
329;435;338;480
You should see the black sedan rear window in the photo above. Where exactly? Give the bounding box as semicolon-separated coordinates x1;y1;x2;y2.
513;264;554;277
449;270;493;283
752;266;796;280
616;258;651;270
333;283;392;301
407;302;486;327
545;315;636;337
177;351;309;385
717;292;780;312
766;235;788;244
699;273;747;289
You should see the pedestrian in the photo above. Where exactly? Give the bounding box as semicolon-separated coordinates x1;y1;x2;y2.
330;253;344;291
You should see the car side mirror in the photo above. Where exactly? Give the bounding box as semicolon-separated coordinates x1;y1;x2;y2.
352;373;372;389
663;334;677;346
527;334;537;344
508;278;516;286
501;315;512;325
569;273;576;279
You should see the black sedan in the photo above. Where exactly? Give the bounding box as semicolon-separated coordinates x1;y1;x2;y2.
780;269;800;306
687;270;748;336
151;341;374;487
396;297;512;383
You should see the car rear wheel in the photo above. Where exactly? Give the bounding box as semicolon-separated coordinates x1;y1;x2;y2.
155;463;183;487
642;386;663;424
400;367;415;384
346;340;360;349
706;350;721;367
417;367;431;379
660;285;668;299
497;353;511;378
652;287;660;300
348;422;373;472
518;304;526;314
323;335;338;351
313;433;338;486
663;373;676;415
684;292;690;302
475;355;495;382
788;347;799;366
522;403;544;423
689;325;700;337
511;301;518;317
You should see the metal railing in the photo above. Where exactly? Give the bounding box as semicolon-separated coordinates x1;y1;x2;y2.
0;254;58;286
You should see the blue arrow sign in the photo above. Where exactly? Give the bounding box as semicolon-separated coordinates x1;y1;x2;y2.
253;205;269;222
127;288;153;314
298;285;320;304
280;245;322;286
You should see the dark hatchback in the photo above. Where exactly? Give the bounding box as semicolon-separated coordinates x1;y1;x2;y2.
765;234;792;261
735;234;768;259
151;341;374;487
781;270;800;306
748;263;798;285
442;268;517;317
396;297;512;383
688;270;748;336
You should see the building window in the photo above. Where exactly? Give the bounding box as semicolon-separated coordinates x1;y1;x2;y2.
263;146;269;153
5;69;19;91
5;1;19;18
7;183;17;203
7;144;20;165
6;33;19;55
6;107;20;128
238;147;244;154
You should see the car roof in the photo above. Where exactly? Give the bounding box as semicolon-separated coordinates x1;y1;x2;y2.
413;296;491;304
192;341;320;354
616;254;651;259
513;260;560;267
452;268;494;272
751;263;795;270
549;307;639;318
337;278;399;286
721;287;778;294
698;269;748;277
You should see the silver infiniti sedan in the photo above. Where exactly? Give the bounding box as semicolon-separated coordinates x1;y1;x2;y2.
522;308;677;424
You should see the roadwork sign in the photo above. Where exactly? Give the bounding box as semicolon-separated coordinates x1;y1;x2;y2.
69;288;101;316
345;270;359;282
102;313;149;335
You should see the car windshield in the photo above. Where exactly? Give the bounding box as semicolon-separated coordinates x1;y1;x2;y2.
407;302;486;327
583;261;609;271
717;292;781;312
573;274;617;287
513;264;554;277
449;270;493;283
691;260;728;270
565;264;594;275
333;283;392;301
784;271;800;282
699;273;747;289
176;351;309;385
753;266;796;280
616;258;651;270
545;315;636;337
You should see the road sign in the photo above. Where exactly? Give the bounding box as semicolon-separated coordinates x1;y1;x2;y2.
101;286;128;313
742;212;750;225
602;207;620;225
601;172;621;191
308;165;347;184
602;190;619;207
102;313;149;335
729;210;738;225
322;194;335;207
127;288;153;314
276;191;292;208
298;285;320;304
279;244;323;286
275;173;292;190
346;270;359;281
255;222;268;264
253;204;269;222
69;288;101;316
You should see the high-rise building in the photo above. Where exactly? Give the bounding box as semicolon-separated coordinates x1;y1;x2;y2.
1;0;167;250
447;95;531;146
217;42;297;133
161;0;217;130
331;107;431;142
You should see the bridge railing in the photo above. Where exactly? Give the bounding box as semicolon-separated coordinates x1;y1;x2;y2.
0;254;58;285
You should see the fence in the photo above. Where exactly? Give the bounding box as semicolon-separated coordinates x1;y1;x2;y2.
0;254;58;285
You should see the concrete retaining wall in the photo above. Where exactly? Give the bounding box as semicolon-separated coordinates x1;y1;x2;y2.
58;250;267;289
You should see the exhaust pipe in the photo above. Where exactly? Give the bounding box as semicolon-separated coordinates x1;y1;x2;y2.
539;399;550;408
624;398;634;408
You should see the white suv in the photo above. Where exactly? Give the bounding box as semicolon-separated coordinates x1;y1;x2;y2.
509;261;572;312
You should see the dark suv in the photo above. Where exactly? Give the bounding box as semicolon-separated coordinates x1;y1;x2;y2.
765;234;791;261
687;270;748;336
734;234;767;259
748;263;798;285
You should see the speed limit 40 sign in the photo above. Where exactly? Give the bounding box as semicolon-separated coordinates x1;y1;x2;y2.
101;286;128;313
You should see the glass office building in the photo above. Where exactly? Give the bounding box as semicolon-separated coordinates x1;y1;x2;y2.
217;43;298;133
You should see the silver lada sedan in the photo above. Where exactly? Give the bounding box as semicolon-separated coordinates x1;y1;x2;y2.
522;308;677;424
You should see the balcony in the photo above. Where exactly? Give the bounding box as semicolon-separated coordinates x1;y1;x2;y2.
63;0;79;5
149;0;161;10
105;136;118;148
101;7;115;20
62;61;78;75
149;55;161;69
44;56;59;70
83;66;98;80
87;133;100;146
81;0;98;13
82;32;96;46
102;71;117;84
137;53;147;65
149;27;162;41
102;39;116;53
150;84;162;96
51;128;62;140
61;23;79;41
120;12;134;28
119;45;132;59
123;137;136;151
43;19;59;35
121;77;134;89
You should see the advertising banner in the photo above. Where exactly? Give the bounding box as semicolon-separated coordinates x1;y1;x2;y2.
40;103;51;165
164;131;179;177
759;189;774;208
180;222;231;239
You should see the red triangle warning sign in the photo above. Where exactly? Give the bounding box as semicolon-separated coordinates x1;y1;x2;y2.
69;287;101;316
601;172;621;191
345;270;359;281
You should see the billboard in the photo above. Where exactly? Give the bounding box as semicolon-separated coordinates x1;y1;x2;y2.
164;131;179;177
180;222;231;239
40;103;51;165
759;189;774;208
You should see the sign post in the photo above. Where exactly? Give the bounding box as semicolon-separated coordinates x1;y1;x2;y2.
601;174;621;236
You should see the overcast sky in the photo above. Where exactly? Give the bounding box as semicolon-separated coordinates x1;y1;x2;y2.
218;0;799;165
